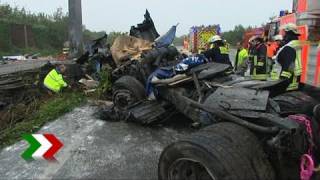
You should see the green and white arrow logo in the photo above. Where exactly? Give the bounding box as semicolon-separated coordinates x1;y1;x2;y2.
21;134;63;161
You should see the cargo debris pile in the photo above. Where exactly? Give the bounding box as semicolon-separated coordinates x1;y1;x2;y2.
0;69;41;131
0;62;84;133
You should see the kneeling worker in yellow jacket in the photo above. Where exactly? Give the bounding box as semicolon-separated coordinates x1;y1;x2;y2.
44;64;68;93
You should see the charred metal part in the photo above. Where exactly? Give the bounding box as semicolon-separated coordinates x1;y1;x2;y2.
141;46;179;66
205;87;269;111
126;100;172;125
130;10;160;42
111;60;146;84
314;104;320;120
175;94;280;133
113;89;136;110
267;130;291;150
198;65;230;80
158;88;201;123
187;62;230;80
267;127;308;160
273;91;318;116
192;73;202;102
227;111;299;131
159;87;279;133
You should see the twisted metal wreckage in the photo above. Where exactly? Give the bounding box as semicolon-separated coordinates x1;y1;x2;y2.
92;10;320;180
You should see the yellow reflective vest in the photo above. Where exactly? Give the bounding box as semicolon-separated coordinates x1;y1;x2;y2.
44;69;67;93
271;40;302;91
235;48;249;70
219;46;229;55
249;44;268;80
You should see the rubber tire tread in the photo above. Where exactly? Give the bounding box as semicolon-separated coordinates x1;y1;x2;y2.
201;122;275;180
112;76;146;101
159;131;257;180
273;91;318;115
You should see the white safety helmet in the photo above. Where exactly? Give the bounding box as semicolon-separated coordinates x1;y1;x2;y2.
209;35;222;43
281;23;300;35
273;35;283;41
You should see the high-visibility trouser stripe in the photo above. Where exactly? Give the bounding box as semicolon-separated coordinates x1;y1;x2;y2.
287;76;299;91
270;71;279;80
281;71;292;79
252;56;268;79
295;49;302;76
257;62;264;66
252;74;268;80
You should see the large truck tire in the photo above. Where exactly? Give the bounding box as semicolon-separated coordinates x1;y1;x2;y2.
201;123;275;180
112;76;146;110
158;123;275;180
273;91;318;116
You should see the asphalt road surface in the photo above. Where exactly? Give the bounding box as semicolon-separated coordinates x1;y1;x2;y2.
0;105;191;180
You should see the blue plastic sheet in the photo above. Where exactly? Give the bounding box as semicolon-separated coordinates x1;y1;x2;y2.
155;25;177;48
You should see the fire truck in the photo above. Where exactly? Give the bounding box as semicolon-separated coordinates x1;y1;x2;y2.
266;0;320;86
188;25;221;53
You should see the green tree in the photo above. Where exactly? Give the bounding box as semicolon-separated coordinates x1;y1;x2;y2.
173;35;186;46
222;25;246;46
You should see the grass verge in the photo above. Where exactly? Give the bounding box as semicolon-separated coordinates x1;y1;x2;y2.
0;91;86;148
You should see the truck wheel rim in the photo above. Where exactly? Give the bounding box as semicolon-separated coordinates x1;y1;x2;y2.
113;89;136;110
168;158;216;180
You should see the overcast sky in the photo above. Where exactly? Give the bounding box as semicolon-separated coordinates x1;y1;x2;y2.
2;0;292;36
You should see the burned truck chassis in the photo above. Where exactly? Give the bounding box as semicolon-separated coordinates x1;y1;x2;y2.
108;56;319;179
102;10;320;179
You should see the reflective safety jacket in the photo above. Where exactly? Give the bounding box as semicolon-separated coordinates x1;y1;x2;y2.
234;48;249;71
249;43;268;80
44;69;67;93
272;40;302;91
203;46;232;66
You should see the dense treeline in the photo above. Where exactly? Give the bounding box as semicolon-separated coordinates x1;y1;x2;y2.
173;35;185;46
0;4;69;55
222;25;255;46
0;4;125;56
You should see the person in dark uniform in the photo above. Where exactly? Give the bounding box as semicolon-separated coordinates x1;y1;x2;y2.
203;35;232;67
249;36;268;80
267;23;302;97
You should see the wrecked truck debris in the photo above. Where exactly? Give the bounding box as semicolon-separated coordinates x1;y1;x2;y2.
130;9;160;42
95;9;320;179
154;24;178;48
1;1;320;179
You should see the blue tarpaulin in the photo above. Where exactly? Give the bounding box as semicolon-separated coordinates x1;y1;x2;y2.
155;25;177;48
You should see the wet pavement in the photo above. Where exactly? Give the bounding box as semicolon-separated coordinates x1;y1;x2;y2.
0;105;190;180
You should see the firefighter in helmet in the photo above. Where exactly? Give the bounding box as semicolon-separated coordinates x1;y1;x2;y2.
248;35;268;80
268;23;302;96
203;35;232;66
